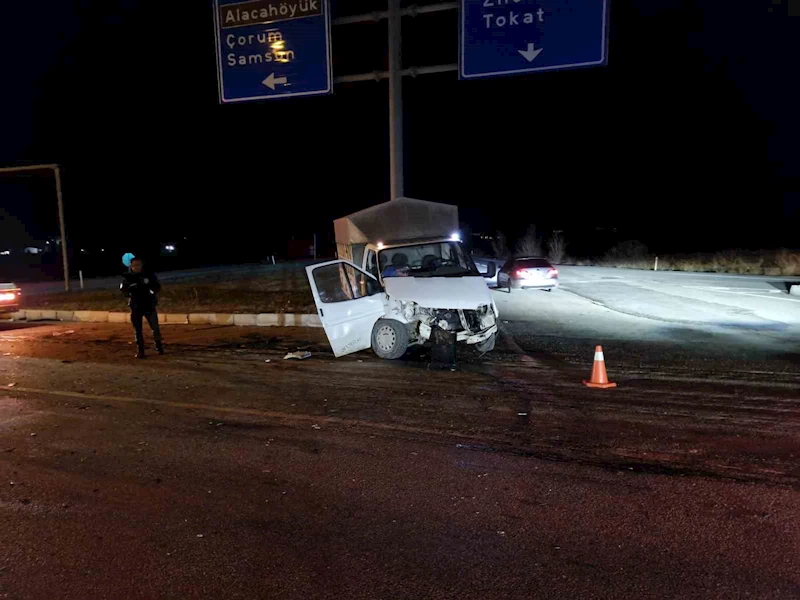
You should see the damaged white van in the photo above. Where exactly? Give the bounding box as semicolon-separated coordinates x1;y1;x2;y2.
305;198;499;359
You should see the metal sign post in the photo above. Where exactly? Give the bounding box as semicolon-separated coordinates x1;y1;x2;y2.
0;164;71;292
53;166;70;292
388;0;404;202
213;0;609;201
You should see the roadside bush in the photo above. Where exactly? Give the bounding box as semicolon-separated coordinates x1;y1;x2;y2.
601;240;650;269
776;249;800;276
566;248;800;275
710;251;764;275
515;225;542;257
547;232;567;264
669;257;704;272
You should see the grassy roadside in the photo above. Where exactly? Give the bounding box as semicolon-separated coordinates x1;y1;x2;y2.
586;248;800;276
24;272;316;314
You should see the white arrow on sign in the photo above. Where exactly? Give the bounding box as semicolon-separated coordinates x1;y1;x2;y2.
518;43;543;62
262;73;288;90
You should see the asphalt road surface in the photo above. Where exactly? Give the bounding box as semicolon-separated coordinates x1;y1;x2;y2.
1;313;798;599
495;266;800;374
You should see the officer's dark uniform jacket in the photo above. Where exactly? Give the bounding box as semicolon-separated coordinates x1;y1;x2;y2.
120;272;161;310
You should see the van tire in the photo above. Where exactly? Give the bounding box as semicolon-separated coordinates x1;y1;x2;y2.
371;319;409;360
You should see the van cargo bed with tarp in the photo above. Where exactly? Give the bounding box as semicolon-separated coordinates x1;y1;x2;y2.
334;197;458;266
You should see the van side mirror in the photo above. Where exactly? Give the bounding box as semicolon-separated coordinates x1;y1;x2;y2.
483;262;497;278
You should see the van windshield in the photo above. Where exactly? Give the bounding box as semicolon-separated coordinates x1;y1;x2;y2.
378;241;479;278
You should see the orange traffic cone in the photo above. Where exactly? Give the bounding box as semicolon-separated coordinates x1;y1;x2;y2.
583;345;617;389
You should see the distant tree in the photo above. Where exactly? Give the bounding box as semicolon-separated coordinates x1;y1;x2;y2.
547;231;567;264
515;225;542;257
490;232;509;259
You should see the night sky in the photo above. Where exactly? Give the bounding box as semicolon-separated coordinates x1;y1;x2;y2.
1;0;798;263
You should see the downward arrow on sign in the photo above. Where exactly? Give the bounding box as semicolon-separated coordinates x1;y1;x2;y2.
518;43;543;62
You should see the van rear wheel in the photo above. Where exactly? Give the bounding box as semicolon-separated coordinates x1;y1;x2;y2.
371;319;409;360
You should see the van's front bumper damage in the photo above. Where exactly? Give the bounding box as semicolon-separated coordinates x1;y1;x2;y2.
414;304;497;345
457;323;498;344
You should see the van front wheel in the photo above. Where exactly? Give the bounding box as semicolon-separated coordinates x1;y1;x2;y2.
371;319;409;360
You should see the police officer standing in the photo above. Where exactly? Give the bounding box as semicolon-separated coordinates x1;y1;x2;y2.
121;256;163;359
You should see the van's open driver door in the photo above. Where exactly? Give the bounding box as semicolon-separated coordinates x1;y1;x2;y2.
305;260;386;357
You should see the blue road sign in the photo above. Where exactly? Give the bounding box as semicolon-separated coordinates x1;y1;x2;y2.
460;0;608;80
214;0;332;103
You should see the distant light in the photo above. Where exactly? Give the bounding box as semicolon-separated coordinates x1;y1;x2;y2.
377;242;384;249
101;248;105;252
165;245;176;252
450;233;461;242
0;250;10;256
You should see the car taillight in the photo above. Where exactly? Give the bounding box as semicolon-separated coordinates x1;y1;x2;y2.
516;269;526;278
547;268;558;278
0;292;16;302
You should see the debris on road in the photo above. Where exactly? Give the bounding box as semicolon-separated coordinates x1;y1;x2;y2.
284;351;311;360
265;359;271;363
7;382;16;387
311;424;321;430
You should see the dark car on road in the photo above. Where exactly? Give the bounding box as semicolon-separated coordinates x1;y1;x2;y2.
497;257;559;292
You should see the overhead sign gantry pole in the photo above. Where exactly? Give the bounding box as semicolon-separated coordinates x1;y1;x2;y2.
214;1;609;203
0;164;71;292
